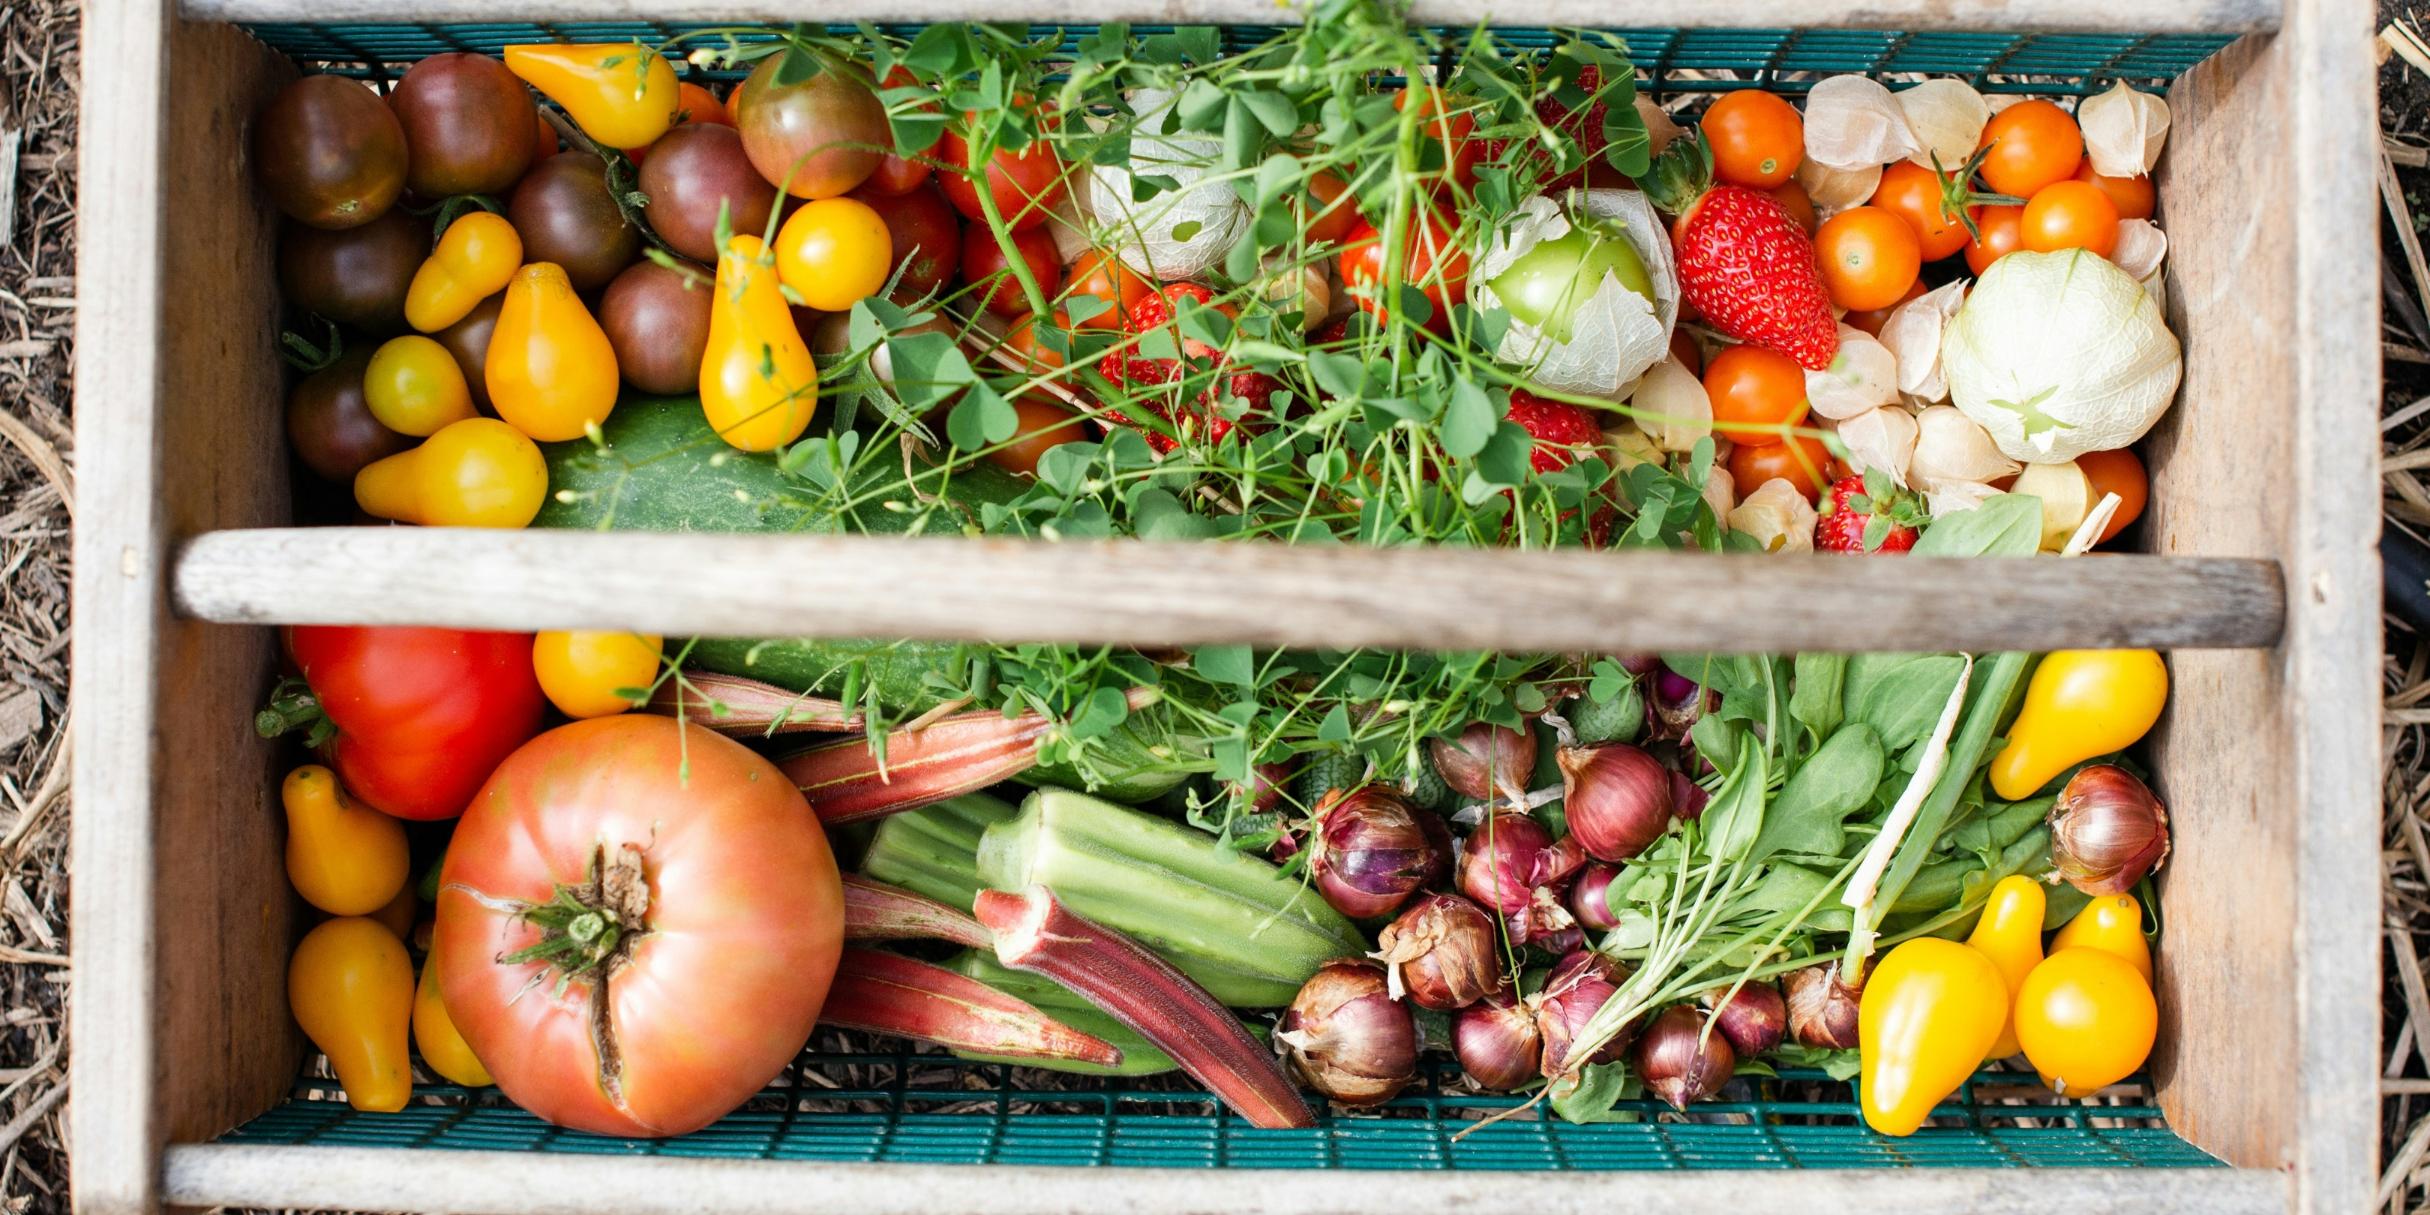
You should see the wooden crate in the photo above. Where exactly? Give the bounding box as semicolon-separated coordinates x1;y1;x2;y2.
70;0;2381;1211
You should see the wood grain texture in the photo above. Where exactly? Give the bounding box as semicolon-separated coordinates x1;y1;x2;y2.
160;1146;2288;1215
71;14;299;1214
2149;6;2382;1210
171;529;2285;653
175;0;2281;34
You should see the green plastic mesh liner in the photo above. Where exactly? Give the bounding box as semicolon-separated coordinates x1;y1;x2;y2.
219;1049;2218;1170
239;23;2236;95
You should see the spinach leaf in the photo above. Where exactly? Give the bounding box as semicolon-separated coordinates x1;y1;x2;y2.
1751;723;1884;862
1845;655;1966;756
1702;733;1767;862
1911;493;2044;558
1788;652;1846;745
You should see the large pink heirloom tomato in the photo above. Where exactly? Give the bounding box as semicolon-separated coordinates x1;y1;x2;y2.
434;714;843;1136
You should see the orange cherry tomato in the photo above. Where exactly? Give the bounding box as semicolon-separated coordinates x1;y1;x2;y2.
984;394;1088;477
2020;179;2120;258
1703;344;1809;447
1976;99;2083;198
2072;161;2155;222
1064;249;1151;330
1340;215;1470;332
2075;447;2148;544
1701;90;1803;189
1767;179;1817;233
1395;87;1482;189
1304;169;1365;245
1871;161;1973;261
1964;204;2026;276
1814;206;1923;312
1728;432;1832;501
1843;279;1927;336
1002;311;1071;370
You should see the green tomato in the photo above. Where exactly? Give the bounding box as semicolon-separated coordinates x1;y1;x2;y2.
1486;215;1655;344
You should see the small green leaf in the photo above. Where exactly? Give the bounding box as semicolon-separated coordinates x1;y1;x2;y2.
1441;381;1498;458
1238;89;1298;137
1195;645;1256;689
1316;704;1355;744
1065;686;1132;740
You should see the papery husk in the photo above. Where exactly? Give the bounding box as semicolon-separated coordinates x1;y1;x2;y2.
2079;80;2171;177
1701;464;1737;535
2110;219;2168;282
1605;422;1662;473
1922;478;2002;518
1045;190;1094;265
1908;404;2019;489
1803;76;1919;170
1727;477;1820;553
1807;324;1901;420
1898;79;1989;170
1637;96;1686;160
1837;405;1920;488
1879;281;1968;402
1629;356;1712;452
1261;255;1331;332
1794;157;1883;216
1469;189;1680;400
1082;88;1250;281
1941;250;2182;462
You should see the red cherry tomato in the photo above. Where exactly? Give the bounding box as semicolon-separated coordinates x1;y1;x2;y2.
1340;215;1470;332
1395;87;1482;190
1304;169;1366;245
961;224;1063;318
1814;206;1923;312
434;716;842;1137
1702;344;1810;447
935;103;1066;230
849;180;959;304
859;66;938;195
282;626;545;821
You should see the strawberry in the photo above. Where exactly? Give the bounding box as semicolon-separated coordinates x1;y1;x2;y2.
1095;283;1272;452
1814;471;1929;554
1506;388;1605;474
1640;134;1838;370
1486;63;1625;190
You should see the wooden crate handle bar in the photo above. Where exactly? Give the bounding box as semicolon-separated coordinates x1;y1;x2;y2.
171;527;2285;653
178;0;2280;34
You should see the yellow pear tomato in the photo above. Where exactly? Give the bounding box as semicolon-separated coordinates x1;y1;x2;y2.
1859;938;2009;1136
414;953;494;1088
532;630;665;719
1988;649;2167;799
700;234;818;451
2049;893;2154;982
1964;874;2046;1061
354;417;548;529
2014;947;2157;1096
281;765;409;916
406;211;523;333
774;197;893;311
504;43;680;149
364;335;477;436
486;262;621;442
289;917;415;1112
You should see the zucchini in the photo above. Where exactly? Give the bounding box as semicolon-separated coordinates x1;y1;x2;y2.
976;787;1364;1008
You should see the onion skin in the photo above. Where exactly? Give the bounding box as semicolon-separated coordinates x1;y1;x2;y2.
1569;864;1623;933
1634;1005;1736;1110
1276;959;1419;1108
1226;761;1293;815
1650;666;1715;739
1670;769;1710;821
1454;989;1543;1092
1375;894;1505;1011
1556;743;1676;862
1456;812;1562;915
1306;787;1451;920
1783;962;1864;1050
1700;981;1787;1058
2048;764;2170;895
1532;949;1634;1078
1429;722;1537;802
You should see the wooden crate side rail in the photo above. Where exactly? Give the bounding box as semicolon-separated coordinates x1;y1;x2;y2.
179;0;2280;33
160;1145;2291;1215
171;528;2285;653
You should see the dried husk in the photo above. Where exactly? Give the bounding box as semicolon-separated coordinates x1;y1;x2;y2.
1701;464;1737;534
1806;324;1901;420
1897;79;1990;170
1469;189;1681;400
1261;256;1331;332
1941;250;2182;462
1922;478;2002;518
1879;280;1968;401
1045;190;1094;265
1837;405;1920;487
1637;96;1686;160
2110;219;2168;282
1082;88;1250;280
1803;76;1918;170
2079;80;2171;177
1794;157;1883;216
1605;422;1662;473
1727;477;1819;553
1630;356;1712;452
1908;404;2020;491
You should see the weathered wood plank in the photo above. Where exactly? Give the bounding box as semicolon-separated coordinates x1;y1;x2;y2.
171;529;2284;653
160;1145;2289;1215
179;0;2278;33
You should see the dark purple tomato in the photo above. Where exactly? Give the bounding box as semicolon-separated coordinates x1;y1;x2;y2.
638;123;778;264
507;152;640;290
434;291;504;411
287;347;411;481
599;260;713;395
389;53;537;198
734;54;888;200
849;180;959;304
254;76;408;229
278;208;428;331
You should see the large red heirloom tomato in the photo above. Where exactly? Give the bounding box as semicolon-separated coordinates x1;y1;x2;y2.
433;715;844;1136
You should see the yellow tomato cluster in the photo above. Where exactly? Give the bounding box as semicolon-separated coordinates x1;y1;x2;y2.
1860;880;2158;1136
